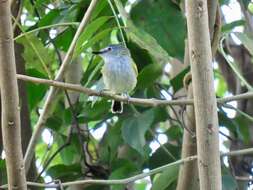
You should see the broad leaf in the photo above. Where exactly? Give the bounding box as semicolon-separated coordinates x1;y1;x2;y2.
130;0;186;59
152;165;179;190
122;109;155;155
136;64;163;89
234;32;253;56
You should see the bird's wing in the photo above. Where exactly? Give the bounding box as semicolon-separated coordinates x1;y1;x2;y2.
131;60;138;76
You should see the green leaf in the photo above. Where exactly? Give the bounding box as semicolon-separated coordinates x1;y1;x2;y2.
170;66;190;92
234;32;253;56
99;122;123;163
130;0;186;59
25;69;48;110
0;159;7;184
16;34;56;77
218;111;238;135
109;160;137;190
235;115;251;144
152;165;179;190
248;2;253;14
127;21;170;64
76;27;115;55
38;9;61;27
54;27;76;51
79;99;111;121
136;64;163;89
47;164;82;181
220;0;230;5
149;143;180;169
222;175;237;190
221;20;245;33
215;70;228;97
122;109;155;155
134;182;148;190
58;135;79;164
75;16;113;55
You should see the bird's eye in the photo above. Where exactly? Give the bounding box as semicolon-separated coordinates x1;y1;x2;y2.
108;47;112;51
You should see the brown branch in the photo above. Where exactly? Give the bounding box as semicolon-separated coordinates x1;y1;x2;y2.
235;176;253;181
1;147;253;189
24;0;99;173
17;74;193;106
0;1;27;189
176;84;199;190
207;0;218;39
16;74;253;106
186;0;222;189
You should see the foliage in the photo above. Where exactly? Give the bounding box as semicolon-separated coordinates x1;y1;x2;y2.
0;0;252;190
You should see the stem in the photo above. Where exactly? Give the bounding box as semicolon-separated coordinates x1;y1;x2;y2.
107;0;126;46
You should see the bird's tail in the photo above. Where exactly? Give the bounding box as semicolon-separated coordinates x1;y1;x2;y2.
111;100;123;113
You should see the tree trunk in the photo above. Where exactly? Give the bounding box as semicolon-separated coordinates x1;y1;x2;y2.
0;0;27;189
176;42;199;190
186;0;222;189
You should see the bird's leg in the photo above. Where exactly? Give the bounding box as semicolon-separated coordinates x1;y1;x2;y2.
122;93;130;104
98;88;110;96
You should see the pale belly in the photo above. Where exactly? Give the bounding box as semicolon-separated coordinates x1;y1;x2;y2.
102;61;137;94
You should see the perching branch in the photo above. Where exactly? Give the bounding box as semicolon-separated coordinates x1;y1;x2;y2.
24;0;99;173
17;74;253;106
1;147;253;189
0;1;27;189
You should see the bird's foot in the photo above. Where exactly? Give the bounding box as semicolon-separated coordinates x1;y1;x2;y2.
98;89;110;96
122;93;130;104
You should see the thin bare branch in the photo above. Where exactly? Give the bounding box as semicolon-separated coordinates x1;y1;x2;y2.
1;147;253;189
17;74;253;106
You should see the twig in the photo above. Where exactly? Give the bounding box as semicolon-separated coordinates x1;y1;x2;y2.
12;15;53;79
235;176;253;181
17;74;253;106
107;0;126;46
35;126;73;181
1;147;253;189
0;156;197;189
12;0;23;32
219;35;253;91
220;103;253;123
148;129;177;161
24;0;99;173
14;22;79;40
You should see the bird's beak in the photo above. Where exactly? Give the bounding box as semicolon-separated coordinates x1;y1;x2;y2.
92;51;102;55
92;48;109;55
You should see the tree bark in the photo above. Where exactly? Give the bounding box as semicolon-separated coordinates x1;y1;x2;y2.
11;0;37;181
0;0;27;189
186;0;222;189
176;84;199;190
176;43;199;190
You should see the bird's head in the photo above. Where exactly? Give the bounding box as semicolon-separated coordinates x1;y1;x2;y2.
92;44;130;59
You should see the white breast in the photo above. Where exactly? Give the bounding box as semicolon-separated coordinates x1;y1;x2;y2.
102;56;137;94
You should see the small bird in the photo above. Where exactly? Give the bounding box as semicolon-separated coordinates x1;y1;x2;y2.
92;44;138;113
